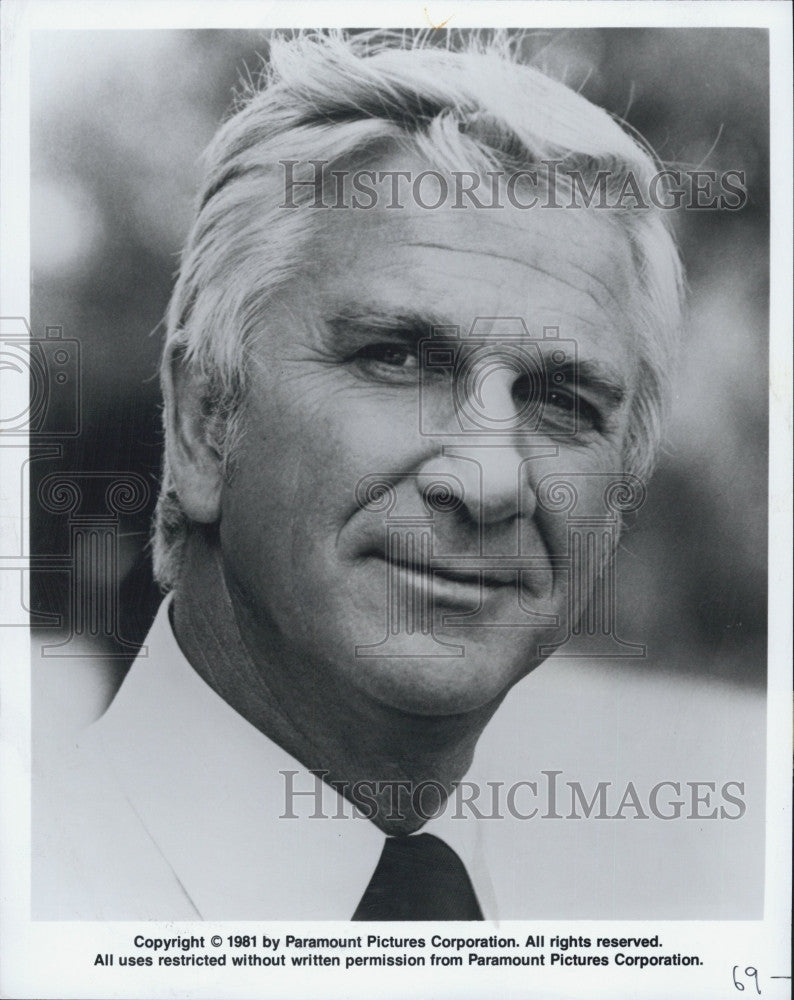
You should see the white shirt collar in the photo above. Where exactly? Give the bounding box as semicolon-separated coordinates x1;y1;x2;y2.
95;596;494;920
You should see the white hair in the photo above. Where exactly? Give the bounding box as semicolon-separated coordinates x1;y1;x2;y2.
153;29;685;589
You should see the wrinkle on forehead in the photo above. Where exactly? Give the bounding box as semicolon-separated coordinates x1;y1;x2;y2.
318;193;634;291
404;239;630;321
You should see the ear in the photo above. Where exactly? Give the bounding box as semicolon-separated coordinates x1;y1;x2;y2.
161;343;224;524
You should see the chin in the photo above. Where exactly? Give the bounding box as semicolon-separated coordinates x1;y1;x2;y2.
352;646;533;718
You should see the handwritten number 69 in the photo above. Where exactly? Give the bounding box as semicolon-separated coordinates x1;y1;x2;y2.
733;965;761;994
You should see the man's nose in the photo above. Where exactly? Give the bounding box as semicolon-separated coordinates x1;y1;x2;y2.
423;446;538;527
439;364;540;526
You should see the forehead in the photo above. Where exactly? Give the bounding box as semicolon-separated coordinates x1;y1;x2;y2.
306;160;640;375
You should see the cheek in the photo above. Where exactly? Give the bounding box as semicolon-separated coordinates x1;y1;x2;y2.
224;388;425;550
269;386;425;492
529;439;629;550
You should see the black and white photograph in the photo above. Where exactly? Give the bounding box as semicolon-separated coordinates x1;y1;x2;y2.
0;2;791;998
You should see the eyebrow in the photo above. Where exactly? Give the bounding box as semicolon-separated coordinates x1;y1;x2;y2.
326;307;629;405
325;308;451;347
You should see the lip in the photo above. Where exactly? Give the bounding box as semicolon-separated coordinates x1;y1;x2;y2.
428;563;515;587
368;552;515;608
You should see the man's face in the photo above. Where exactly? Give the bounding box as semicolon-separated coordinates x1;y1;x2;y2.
217;159;640;716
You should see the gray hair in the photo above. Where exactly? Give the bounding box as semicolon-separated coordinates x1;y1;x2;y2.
153;30;685;589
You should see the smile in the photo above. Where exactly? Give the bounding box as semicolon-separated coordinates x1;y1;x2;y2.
372;553;517;609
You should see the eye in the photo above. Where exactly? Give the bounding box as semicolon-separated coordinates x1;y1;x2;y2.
543;389;601;433
547;389;576;413
358;343;417;366
351;342;420;381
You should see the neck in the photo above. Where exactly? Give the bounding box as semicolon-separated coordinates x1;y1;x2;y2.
171;529;499;834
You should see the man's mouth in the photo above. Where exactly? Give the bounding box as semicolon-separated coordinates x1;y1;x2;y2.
368;551;517;607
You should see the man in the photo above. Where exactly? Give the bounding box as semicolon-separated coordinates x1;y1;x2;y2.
35;29;733;921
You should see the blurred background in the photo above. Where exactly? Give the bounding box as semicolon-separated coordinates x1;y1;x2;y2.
29;28;769;716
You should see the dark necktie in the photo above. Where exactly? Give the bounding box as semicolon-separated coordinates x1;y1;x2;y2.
352;833;484;920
